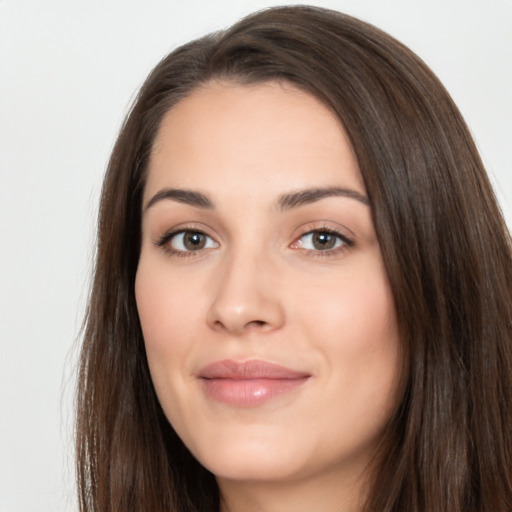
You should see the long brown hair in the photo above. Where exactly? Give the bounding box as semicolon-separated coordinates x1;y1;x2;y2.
76;6;512;511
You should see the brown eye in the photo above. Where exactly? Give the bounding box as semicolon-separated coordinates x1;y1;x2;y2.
183;232;206;250
168;231;218;252
311;231;337;250
297;230;348;252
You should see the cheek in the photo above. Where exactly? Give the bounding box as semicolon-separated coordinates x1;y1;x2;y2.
135;261;199;350
295;257;398;348
293;259;401;406
134;261;200;397
135;262;202;427
136;271;170;356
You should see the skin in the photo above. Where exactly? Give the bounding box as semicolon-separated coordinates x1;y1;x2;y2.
135;81;401;512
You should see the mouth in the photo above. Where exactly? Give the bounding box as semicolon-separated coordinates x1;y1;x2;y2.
198;359;311;407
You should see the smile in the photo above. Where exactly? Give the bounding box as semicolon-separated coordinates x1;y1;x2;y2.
198;359;311;407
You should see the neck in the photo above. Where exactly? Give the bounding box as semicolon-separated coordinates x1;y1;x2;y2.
217;464;369;512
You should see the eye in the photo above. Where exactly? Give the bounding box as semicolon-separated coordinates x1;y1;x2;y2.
294;229;352;252
158;230;218;254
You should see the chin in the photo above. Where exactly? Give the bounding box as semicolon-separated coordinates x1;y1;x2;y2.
206;454;304;483
190;429;308;482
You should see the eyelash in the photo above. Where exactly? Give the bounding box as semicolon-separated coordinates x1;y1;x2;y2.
155;228;218;258
293;226;354;257
155;226;354;258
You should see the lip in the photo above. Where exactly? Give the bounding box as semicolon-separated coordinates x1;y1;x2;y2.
198;359;311;407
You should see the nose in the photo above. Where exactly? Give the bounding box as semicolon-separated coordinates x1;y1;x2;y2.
206;250;285;335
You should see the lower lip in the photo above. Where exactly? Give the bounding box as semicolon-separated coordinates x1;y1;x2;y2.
201;377;309;407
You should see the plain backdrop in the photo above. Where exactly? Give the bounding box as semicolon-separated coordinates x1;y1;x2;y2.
0;1;510;511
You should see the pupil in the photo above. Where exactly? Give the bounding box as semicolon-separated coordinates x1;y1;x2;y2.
184;232;205;250
313;232;335;250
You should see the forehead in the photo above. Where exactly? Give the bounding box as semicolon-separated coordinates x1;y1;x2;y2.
145;80;365;201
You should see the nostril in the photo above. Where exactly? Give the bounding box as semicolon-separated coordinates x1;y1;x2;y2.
214;318;264;325
249;320;267;328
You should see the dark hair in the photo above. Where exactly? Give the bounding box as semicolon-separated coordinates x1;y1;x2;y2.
76;5;512;511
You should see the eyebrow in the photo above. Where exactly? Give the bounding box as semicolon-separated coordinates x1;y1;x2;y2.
144;185;370;213
144;188;214;212
277;187;370;210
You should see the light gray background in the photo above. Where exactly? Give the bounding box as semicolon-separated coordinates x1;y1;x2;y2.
1;1;510;511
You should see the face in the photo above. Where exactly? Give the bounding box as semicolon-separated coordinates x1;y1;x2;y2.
136;81;401;489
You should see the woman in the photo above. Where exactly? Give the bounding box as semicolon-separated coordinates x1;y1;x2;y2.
76;5;512;511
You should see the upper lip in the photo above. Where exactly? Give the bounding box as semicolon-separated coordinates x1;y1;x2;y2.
198;359;310;380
